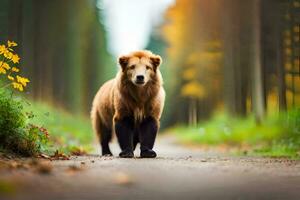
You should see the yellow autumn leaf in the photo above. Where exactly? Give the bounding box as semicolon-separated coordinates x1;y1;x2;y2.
182;68;197;80
181;81;206;99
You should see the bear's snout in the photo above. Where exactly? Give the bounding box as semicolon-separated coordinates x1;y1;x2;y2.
135;75;145;84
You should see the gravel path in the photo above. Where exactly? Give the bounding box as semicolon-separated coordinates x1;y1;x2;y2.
1;136;300;200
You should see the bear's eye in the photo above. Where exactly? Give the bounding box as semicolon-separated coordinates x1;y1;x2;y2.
129;65;135;70
146;65;151;70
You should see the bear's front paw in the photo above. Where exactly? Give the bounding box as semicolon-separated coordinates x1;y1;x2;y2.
102;152;113;157
102;150;113;157
119;150;134;158
140;149;157;158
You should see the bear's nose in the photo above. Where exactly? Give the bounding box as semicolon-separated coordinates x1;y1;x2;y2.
136;75;144;82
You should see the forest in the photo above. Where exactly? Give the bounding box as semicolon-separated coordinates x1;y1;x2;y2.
1;0;300;199
0;0;115;114
153;0;300;126
0;0;300;157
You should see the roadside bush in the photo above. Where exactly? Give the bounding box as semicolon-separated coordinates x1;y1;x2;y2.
0;90;48;156
0;40;48;156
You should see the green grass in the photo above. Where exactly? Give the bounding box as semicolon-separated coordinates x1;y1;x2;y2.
0;90;48;156
170;110;300;158
0;88;94;156
23;101;94;154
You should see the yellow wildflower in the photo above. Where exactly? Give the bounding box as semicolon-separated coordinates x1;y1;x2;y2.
16;75;30;87
12;82;23;91
1;40;28;92
11;54;20;64
0;45;6;55
7;75;14;81
11;67;20;72
4;50;13;59
0;62;10;70
7;40;17;47
0;67;6;74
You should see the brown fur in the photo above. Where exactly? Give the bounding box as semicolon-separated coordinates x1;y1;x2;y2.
91;50;165;142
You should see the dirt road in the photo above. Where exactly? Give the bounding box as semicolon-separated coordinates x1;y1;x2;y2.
1;136;300;200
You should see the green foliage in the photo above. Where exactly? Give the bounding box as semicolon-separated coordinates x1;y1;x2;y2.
171;110;300;158
0;90;48;156
23;101;94;154
0;89;93;156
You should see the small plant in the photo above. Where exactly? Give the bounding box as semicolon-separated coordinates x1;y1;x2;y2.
0;40;48;156
0;40;29;91
0;90;49;156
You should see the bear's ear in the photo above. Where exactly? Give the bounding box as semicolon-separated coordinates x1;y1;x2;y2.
118;55;129;71
150;55;162;71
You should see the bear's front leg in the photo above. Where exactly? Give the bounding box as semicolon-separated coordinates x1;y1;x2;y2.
115;116;134;158
139;116;158;158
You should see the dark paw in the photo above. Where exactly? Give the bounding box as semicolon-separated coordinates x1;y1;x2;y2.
102;153;113;157
119;151;134;158
102;150;113;157
140;149;157;158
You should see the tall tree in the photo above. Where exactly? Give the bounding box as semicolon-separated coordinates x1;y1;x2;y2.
251;0;265;123
0;0;114;115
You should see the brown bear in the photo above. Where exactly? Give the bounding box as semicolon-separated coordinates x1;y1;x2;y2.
91;50;165;158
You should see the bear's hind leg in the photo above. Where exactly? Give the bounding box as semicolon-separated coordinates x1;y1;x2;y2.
139;116;158;158
100;127;113;156
92;110;113;156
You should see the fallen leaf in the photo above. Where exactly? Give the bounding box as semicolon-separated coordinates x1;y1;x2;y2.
50;150;69;160
70;147;87;156
39;154;50;159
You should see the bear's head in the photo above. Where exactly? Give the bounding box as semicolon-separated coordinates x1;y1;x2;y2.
118;50;162;87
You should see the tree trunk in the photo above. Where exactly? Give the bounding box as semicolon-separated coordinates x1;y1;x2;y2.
188;98;197;127
275;2;287;111
251;0;265;123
